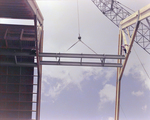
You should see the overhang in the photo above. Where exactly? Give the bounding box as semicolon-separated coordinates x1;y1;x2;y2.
0;0;44;24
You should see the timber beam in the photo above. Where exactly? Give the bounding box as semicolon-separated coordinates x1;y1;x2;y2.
120;4;150;29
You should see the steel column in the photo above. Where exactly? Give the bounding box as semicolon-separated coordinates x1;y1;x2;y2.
34;15;43;120
34;15;40;120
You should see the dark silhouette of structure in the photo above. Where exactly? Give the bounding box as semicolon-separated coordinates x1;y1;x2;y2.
0;0;44;120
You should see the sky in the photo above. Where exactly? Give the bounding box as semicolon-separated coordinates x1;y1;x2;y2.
0;0;149;120
34;0;150;120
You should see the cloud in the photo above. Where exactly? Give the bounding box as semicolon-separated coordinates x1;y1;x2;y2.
123;55;150;91
45;82;65;98
142;76;150;90
42;67;102;99
102;67;116;84
99;84;116;109
142;105;147;111
130;66;150;91
131;90;144;96
136;69;150;90
108;117;114;120
41;61;117;100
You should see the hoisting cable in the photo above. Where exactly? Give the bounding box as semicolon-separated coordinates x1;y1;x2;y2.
77;0;80;35
67;34;97;54
120;105;128;120
80;40;97;54
67;0;97;54
67;40;80;51
66;0;81;52
133;46;150;80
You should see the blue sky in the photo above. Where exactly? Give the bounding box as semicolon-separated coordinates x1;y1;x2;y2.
36;0;150;120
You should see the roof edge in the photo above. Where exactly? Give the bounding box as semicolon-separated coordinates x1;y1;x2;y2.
25;0;44;25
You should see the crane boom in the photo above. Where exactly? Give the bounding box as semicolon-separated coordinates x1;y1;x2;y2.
92;0;150;54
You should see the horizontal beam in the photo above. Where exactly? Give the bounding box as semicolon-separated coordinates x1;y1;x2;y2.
120;4;150;29
0;100;37;103
40;61;122;67
0;62;37;67
0;50;36;57
39;53;125;59
0;109;36;112
1;91;37;94
0;83;37;85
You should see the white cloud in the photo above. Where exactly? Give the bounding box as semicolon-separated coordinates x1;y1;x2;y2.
99;84;116;109
42;65;116;100
108;117;114;120
45;82;65;98
135;69;150;90
130;67;150;91
142;76;150;90
102;67;116;84
142;105;147;111
42;67;103;99
131;90;144;96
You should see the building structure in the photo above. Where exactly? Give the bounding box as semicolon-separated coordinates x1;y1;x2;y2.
0;0;44;120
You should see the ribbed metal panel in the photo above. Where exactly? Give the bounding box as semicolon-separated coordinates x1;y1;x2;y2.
0;24;38;120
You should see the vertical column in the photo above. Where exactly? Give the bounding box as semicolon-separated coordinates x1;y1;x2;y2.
34;15;42;120
115;30;122;120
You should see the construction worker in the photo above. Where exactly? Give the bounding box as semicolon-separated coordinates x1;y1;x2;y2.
121;44;128;54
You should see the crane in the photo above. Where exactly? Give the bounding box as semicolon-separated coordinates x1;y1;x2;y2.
91;0;150;54
91;1;150;120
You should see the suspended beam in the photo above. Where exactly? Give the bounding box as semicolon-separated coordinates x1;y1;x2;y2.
40;52;125;67
39;53;125;59
40;61;122;67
